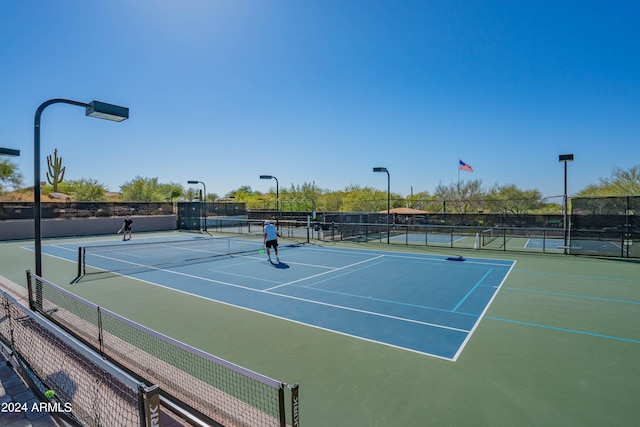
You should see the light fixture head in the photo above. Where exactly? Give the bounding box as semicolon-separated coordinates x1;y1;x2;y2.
0;147;20;156
86;100;129;122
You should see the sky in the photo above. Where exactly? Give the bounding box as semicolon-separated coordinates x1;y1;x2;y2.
1;0;639;200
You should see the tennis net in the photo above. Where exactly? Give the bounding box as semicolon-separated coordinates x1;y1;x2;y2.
79;236;265;275
480;227;502;246
27;272;299;427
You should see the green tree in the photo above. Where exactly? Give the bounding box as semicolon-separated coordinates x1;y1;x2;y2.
576;165;640;196
486;184;543;214
340;185;403;212
434;180;486;213
0;158;24;193
156;183;185;202
184;188;199;201
319;190;345;212
120;176;165;201
224;185;274;209
406;191;437;211
57;179;107;201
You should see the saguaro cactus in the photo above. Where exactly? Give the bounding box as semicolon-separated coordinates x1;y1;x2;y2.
46;148;66;192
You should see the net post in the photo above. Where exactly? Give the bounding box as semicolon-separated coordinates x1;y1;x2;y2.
278;385;286;427
77;247;82;278
26;270;43;311
26;270;35;310
503;228;507;251
289;383;300;427
139;384;161;427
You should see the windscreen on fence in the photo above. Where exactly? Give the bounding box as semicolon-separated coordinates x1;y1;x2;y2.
570;196;639;258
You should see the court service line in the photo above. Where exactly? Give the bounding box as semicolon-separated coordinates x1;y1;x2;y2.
292;284;478;317
297;245;513;267
264;289;472;334
297;259;388;289
452;269;494;312
451;260;517;361
263;255;386;292
241;255;336;270
87;253;261;291
88;253;470;333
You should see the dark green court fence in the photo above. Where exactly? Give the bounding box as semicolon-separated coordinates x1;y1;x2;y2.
0;201;173;220
570;196;639;258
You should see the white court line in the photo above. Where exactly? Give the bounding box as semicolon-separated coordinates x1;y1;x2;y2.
241;254;337;270
262;255;385;292
450;260;518;361
296;245;513;267
86;252;468;334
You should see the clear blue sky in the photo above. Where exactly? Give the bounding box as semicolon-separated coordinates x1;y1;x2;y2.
1;1;639;199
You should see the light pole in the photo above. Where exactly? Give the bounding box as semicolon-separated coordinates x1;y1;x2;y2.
34;99;129;277
559;154;574;255
373;167;390;244
260;175;279;222
187;180;207;231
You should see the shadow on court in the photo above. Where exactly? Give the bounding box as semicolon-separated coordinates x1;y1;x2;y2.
272;262;290;269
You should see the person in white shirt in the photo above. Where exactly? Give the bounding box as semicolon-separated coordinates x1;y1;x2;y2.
263;220;280;263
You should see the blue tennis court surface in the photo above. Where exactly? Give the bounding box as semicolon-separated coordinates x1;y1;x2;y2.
390;232;467;245
524;237;565;250
39;236;515;361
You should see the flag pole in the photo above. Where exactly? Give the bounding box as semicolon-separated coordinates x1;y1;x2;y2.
457;159;460;196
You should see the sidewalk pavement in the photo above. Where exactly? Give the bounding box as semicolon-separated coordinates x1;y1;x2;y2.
0;356;58;427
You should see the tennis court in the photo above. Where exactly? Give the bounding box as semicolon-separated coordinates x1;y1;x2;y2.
2;232;639;426
40;235;514;360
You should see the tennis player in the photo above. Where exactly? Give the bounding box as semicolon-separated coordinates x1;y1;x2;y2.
122;215;133;241
263;220;280;263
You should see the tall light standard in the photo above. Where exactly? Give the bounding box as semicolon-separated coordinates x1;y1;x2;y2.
373;167;390;244
260;175;279;222
34;99;129;277
187;180;207;231
559;154;574;255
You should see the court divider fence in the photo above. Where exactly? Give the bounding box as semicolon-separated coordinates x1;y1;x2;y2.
24;272;299;427
188;216;638;258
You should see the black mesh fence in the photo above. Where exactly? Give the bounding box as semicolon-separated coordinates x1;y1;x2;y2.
177;202;247;230
322;212;564;228
570;196;639;258
0;201;174;220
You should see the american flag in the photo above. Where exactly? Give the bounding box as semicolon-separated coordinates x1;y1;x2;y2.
459;160;473;172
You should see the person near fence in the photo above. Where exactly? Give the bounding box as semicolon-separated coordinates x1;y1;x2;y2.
263;220;280;263
122;215;133;241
